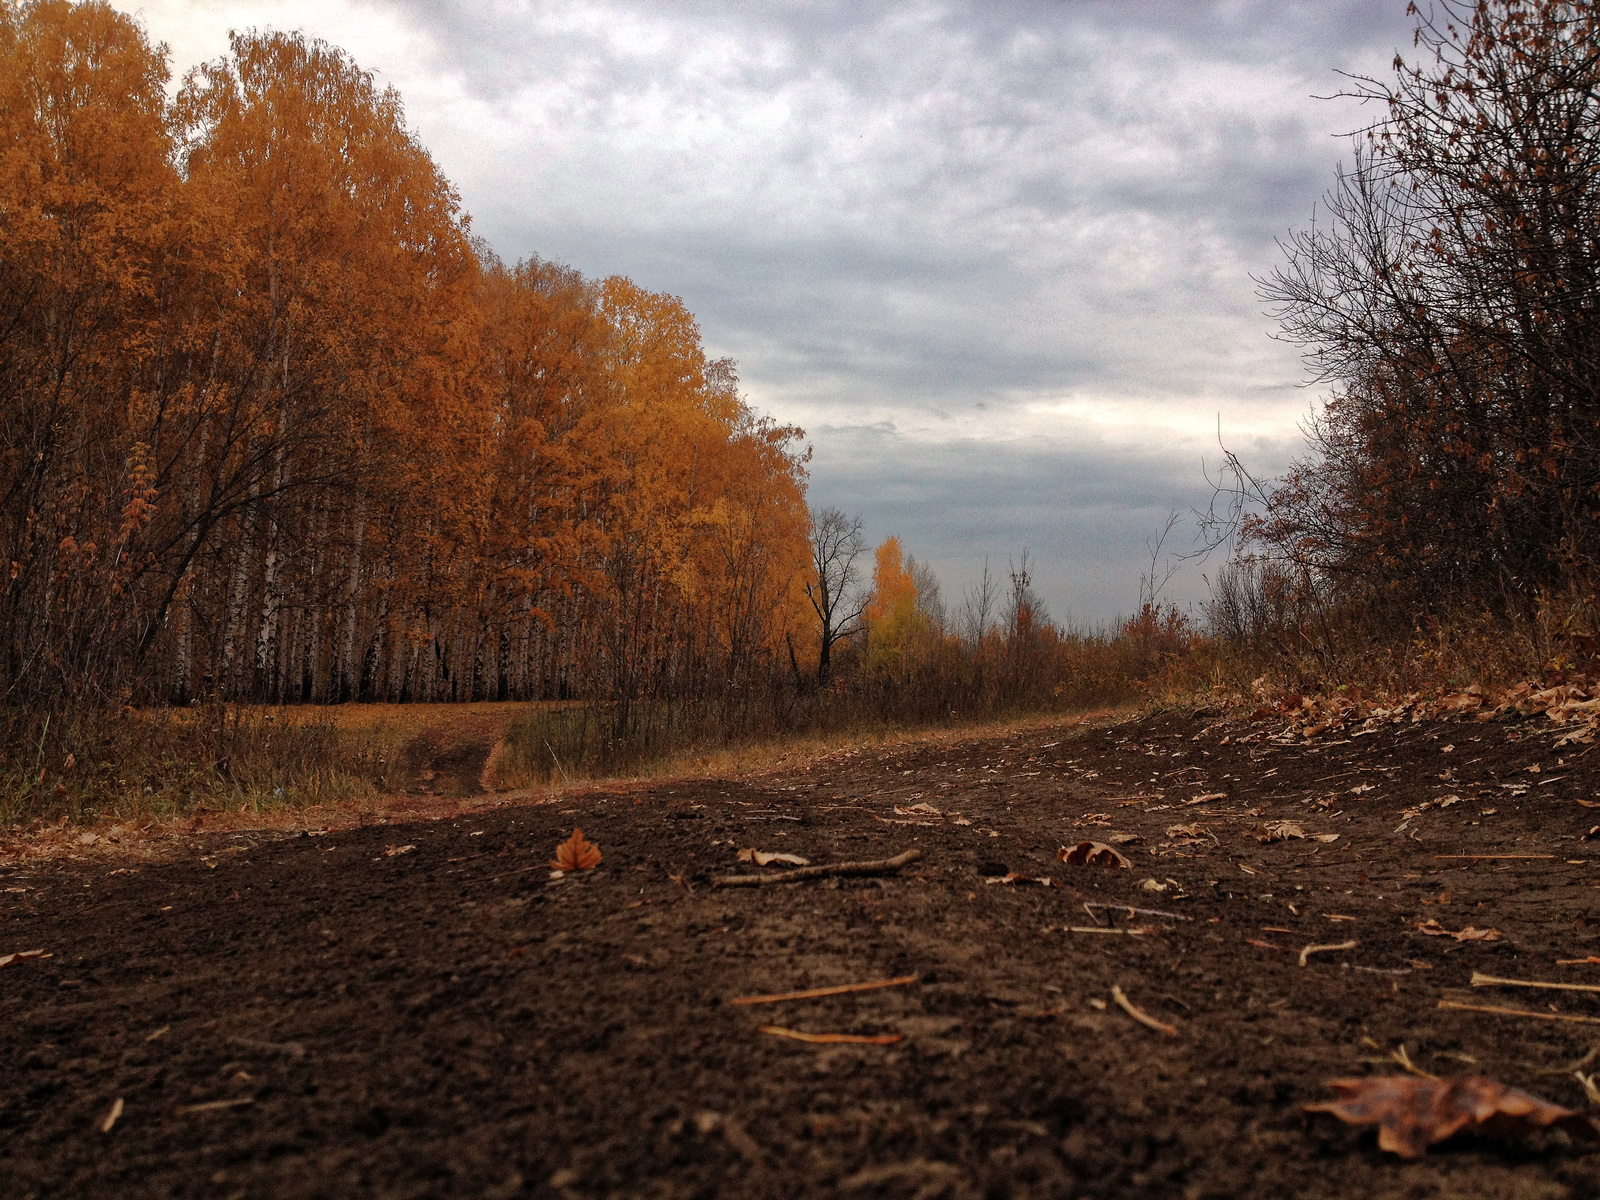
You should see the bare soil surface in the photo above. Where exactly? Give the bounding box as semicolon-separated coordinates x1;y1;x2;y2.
6;707;1600;1199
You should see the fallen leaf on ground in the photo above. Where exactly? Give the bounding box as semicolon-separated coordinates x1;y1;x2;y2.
1304;1075;1600;1158
1108;832;1142;845
1165;823;1205;838
1058;841;1132;868
1138;878;1169;892
0;949;48;968
383;844;416;857
893;802;941;817
550;828;602;872
1258;821;1307;841
1186;792;1227;805
1416;918;1501;941
737;849;810;867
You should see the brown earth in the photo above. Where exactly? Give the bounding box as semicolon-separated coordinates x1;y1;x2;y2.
5;706;1600;1199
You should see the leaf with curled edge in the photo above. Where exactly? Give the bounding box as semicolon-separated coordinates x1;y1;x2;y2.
737;848;810;866
550;828;602;872
1415;918;1500;941
1058;841;1131;868
1305;1075;1600;1158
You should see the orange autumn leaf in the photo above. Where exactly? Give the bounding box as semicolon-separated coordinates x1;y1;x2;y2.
551;828;602;872
1305;1075;1600;1158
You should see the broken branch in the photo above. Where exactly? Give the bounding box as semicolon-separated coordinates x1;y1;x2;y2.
731;975;917;1006
713;849;923;887
1110;985;1177;1036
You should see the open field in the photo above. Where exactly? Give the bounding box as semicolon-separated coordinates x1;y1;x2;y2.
5;706;1600;1198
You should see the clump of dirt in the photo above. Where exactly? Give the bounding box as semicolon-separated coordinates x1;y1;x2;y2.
4;708;1600;1198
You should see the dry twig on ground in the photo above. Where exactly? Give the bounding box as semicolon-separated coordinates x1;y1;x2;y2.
757;1026;903;1045
731;975;918;1005
713;849;923;887
1110;985;1177;1036
1438;999;1600;1025
1471;971;1600;995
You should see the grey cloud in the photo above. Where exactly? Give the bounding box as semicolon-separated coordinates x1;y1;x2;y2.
803;426;1240;623
318;1;1420;615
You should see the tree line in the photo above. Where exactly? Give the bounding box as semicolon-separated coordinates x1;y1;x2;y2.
1;0;814;707
1242;0;1600;641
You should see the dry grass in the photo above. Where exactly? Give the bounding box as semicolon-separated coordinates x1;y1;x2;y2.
0;704;1133;867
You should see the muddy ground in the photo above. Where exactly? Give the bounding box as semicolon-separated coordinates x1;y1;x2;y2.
6;706;1600;1199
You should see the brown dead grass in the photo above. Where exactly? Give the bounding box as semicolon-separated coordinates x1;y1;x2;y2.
0;704;1132;868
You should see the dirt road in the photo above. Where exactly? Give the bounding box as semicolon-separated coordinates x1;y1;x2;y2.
5;708;1600;1198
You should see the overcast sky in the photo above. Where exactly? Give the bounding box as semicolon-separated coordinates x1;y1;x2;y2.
120;0;1418;623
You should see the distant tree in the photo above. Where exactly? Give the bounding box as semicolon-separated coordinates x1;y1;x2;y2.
864;535;930;677
959;558;1000;646
1260;0;1600;610
805;507;866;684
906;554;946;629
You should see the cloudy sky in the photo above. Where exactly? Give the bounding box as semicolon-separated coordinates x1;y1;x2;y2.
119;0;1417;622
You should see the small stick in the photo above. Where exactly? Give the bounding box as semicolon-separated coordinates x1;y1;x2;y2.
758;1025;903;1045
99;1097;124;1134
1083;902;1192;922
1432;854;1556;860
731;975;917;1006
1067;926;1153;936
1558;956;1600;965
1439;999;1600;1025
1471;971;1600;995
1299;939;1358;967
713;849;923;887
1110;985;1177;1036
